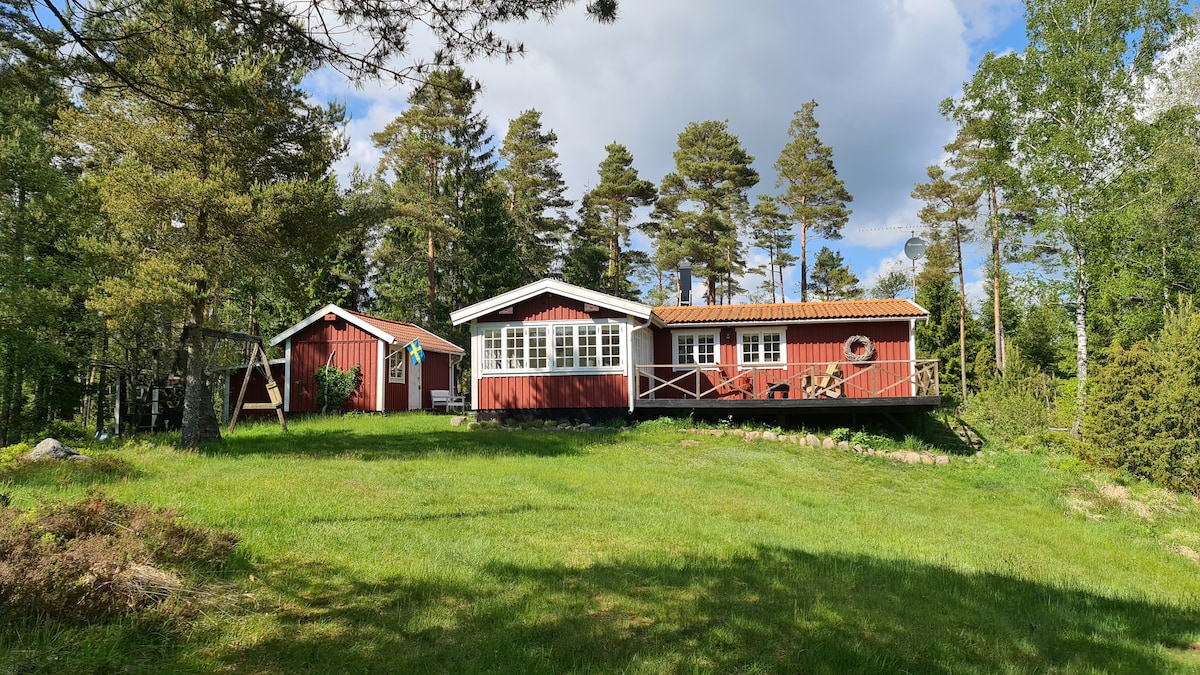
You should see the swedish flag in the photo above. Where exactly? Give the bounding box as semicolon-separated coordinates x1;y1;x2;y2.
407;339;425;365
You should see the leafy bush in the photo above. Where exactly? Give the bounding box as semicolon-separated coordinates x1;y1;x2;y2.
0;491;238;623
314;364;362;413
1083;304;1200;494
963;363;1057;444
36;420;92;445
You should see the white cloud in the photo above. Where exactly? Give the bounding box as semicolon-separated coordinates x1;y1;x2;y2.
307;0;1022;297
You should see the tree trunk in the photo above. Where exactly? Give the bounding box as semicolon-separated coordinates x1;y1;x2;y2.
956;229;968;401
991;185;1005;375
180;299;222;446
0;343;14;447
1072;254;1089;439
426;227;436;320
799;215;809;302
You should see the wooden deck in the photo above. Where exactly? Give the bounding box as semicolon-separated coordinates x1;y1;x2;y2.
633;360;940;413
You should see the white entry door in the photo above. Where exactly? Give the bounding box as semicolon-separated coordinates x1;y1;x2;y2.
408;360;423;410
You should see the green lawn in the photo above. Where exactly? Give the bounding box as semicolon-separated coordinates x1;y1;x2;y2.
3;414;1200;674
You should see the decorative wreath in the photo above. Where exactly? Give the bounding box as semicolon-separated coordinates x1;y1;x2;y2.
843;335;875;362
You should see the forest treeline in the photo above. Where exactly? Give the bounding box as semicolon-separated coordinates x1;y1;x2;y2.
2;0;1199;490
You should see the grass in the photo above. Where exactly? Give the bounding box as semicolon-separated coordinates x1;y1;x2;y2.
3;413;1199;674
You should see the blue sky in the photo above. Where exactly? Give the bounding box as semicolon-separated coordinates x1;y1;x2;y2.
305;0;1031;306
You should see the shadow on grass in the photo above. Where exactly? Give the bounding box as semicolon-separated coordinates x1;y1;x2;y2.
215;547;1199;674
202;429;614;460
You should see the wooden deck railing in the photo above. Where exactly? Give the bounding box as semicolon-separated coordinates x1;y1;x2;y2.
634;360;940;401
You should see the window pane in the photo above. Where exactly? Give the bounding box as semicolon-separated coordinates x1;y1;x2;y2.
763;333;782;363
529;327;548;369
600;324;621;367
554;326;575;368
483;329;502;371
742;334;761;363
697;334;716;364
677;334;695;365
578;325;597;367
388;347;405;382
505;327;525;369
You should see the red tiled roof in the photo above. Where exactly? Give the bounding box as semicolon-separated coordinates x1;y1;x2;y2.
652;299;926;325
347;310;464;354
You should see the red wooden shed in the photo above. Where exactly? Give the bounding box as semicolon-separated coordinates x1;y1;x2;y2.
225;304;464;419
451;279;939;417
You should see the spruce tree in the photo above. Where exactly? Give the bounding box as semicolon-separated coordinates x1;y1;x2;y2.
774;101;853;302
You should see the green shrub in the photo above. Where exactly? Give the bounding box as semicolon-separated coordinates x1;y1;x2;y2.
1083;304;1200;494
963;364;1057;444
314;364;362;413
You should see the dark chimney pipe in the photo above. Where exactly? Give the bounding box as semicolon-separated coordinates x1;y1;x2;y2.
678;258;692;306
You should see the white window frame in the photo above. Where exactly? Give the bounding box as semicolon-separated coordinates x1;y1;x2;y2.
478;320;625;375
738;329;785;366
387;345;407;384
672;330;720;370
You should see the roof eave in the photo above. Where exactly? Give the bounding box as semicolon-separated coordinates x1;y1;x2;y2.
451;279;653;325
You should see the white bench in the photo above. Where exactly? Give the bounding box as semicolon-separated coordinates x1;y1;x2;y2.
430;389;466;413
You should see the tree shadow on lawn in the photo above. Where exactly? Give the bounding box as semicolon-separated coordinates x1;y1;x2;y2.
218;546;1200;675
203;429;613;461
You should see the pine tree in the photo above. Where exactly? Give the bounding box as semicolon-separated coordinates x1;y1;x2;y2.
775;101;853;302
372;67;494;324
748;196;797;303
652;120;759;305
0;51;90;445
497;109;572;282
871;267;911;299
581;142;656;297
912;164;982;400
64;0;348;445
807;247;862;301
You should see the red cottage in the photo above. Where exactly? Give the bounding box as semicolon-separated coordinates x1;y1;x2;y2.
225;304;464;419
451;279;939;418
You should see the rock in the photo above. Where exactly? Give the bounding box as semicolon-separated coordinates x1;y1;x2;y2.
710;429;725;437
576;423;591;432
744;431;761;442
68;454;93;462
902;451;922;464
837;441;850;451
920;454;934;464
730;429;746;437
788;435;800;444
822;437;835;449
853;444;864;454
762;431;778;441
805;434;819;447
26;438;88;462
450;416;469;427
935;455;950;465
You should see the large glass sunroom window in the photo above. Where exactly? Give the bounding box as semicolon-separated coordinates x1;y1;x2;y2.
482;323;622;373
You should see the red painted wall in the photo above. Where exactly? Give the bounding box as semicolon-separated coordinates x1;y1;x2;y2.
289;317;378;412
478;374;626;410
477;293;625;323
647;320;915;399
